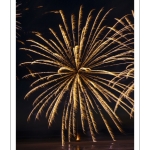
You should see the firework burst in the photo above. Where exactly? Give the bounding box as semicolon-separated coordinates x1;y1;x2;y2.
20;6;134;145
108;11;134;118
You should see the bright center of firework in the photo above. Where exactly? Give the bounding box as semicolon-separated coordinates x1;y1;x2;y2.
58;45;91;74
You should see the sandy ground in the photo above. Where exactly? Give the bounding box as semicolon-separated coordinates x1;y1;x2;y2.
16;139;134;150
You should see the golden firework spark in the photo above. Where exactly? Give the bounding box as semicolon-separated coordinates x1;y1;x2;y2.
20;6;134;145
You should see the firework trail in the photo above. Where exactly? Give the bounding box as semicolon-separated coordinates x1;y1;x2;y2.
108;11;134;118
16;3;22;37
20;6;134;145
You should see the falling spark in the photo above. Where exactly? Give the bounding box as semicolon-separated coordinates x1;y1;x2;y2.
25;8;29;10
37;6;43;8
17;40;25;45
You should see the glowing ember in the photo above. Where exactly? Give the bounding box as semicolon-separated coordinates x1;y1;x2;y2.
76;134;80;141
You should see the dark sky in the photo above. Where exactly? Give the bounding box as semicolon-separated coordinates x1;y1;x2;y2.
16;0;134;140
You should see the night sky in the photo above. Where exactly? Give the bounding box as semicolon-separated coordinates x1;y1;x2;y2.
16;0;134;141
